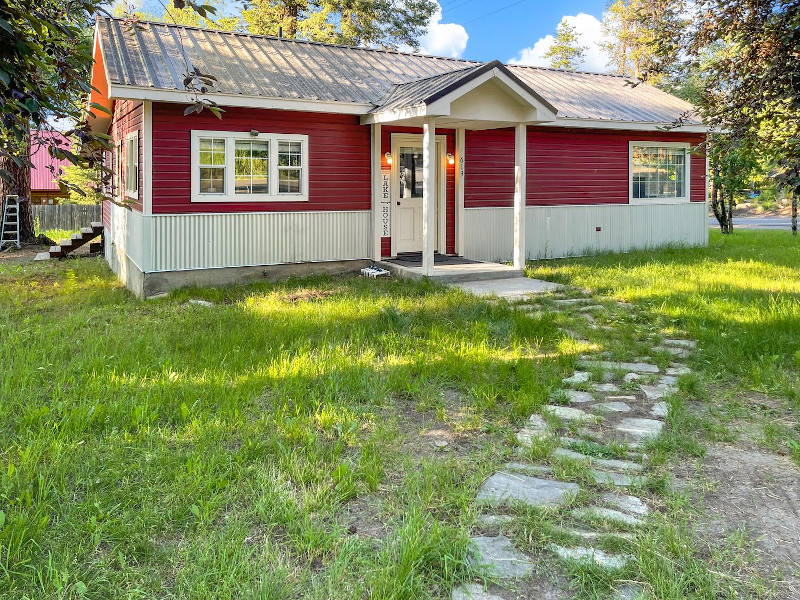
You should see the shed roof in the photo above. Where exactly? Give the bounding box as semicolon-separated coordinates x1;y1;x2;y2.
96;17;701;126
30;131;71;192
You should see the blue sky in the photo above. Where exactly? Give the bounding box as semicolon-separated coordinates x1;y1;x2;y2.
420;0;612;71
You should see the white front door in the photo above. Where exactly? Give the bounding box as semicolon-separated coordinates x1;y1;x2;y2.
392;135;446;255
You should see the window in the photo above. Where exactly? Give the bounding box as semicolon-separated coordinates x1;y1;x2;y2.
630;142;690;203
125;131;139;199
191;131;308;202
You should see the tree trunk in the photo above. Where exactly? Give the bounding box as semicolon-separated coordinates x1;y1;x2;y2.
0;147;34;243
727;190;734;232
710;174;729;233
793;194;797;236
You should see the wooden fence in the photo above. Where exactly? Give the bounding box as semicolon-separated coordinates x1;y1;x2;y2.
32;204;102;232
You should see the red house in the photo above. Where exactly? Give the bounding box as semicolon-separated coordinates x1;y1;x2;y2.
88;17;708;297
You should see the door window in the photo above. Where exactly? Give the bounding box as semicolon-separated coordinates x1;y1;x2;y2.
398;147;423;198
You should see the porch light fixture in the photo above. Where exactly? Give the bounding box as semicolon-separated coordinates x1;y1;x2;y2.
250;129;259;136
446;153;455;165
384;152;392;165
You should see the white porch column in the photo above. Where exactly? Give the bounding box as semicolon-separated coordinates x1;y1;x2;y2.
370;123;382;261
455;128;465;256
422;116;437;276
513;123;527;270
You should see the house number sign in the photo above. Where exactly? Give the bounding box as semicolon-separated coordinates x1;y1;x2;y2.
380;169;391;237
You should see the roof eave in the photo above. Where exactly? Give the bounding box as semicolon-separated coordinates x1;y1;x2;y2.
546;117;708;133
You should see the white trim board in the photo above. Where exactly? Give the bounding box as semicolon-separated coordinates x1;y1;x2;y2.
628;141;691;205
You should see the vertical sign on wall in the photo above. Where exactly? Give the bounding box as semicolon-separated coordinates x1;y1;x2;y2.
380;169;391;237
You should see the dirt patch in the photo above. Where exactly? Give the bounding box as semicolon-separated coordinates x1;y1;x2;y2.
0;241;49;263
340;495;389;541
278;288;339;303
694;443;800;597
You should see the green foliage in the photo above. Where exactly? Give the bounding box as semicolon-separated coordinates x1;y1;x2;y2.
241;0;438;48
60;163;105;205
112;0;241;31
544;19;586;70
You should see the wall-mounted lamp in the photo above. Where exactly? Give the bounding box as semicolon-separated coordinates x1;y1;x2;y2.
250;129;260;137
446;152;455;165
384;152;392;165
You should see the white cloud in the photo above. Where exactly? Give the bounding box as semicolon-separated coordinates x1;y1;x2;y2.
509;13;610;73
418;3;469;59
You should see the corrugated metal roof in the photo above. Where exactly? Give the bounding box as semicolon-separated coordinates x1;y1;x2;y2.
30;131;71;191
97;17;700;124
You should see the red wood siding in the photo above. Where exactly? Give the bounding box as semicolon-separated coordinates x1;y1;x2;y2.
150;104;371;214
465;127;706;207
380;126;456;256
110;100;143;212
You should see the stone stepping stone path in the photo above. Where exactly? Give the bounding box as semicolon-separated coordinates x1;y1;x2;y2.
455;290;698;598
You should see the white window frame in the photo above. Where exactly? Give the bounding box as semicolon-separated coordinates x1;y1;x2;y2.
125;130;139;199
629;141;691;205
190;130;309;202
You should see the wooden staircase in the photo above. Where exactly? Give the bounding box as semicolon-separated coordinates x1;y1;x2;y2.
47;222;104;258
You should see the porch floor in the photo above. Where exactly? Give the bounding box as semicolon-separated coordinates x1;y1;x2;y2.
377;257;524;283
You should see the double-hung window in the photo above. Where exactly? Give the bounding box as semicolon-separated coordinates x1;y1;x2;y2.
191;131;308;202
125;131;139;199
629;142;690;204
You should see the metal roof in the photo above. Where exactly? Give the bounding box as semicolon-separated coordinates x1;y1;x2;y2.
97;17;700;124
30;131;71;191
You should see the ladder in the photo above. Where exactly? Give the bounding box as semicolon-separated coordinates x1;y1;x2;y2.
1;195;21;250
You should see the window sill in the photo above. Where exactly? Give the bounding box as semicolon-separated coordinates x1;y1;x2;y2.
125;190;138;200
629;197;690;205
191;195;309;203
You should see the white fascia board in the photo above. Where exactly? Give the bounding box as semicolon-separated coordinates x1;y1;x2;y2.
361;105;434;125
546;117;709;133
107;85;373;115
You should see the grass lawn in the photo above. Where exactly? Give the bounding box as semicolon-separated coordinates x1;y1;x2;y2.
1;229;797;599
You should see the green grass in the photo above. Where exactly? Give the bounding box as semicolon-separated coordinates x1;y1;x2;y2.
527;230;800;401
2;230;795;599
0;259;568;599
36;228;79;243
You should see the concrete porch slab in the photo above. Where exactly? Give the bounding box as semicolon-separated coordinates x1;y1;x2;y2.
453;277;563;300
377;260;524;283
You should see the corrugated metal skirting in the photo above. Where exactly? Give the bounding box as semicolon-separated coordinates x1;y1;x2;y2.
464;203;708;262
145;211;372;272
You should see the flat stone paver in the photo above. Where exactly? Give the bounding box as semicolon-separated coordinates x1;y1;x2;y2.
663;338;696;349
516;414;551;446
579;360;660;374
574;506;643;526
554;298;588;306
593;383;620;393
666;365;691;376
563;371;590;385
650;402;668;418
543;405;593;422
503;462;554;476
654;345;691;358
591;401;632;413
601;493;649;516
452;584;508;600
454;278;563;300
591;470;646;487
550;545;628;569
476;472;579;507
564;390;594;404
561;528;633;542
616;418;665;442
553;448;643;472
477;514;514;526
623;372;641;382
469;535;534;579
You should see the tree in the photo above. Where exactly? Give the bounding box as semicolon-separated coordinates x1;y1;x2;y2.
708;135;759;234
242;0;438;49
0;0;109;242
645;0;799;231
60;162;106;205
543;19;586;70
112;0;241;31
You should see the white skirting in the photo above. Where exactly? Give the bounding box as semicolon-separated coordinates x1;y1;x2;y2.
463;202;708;262
106;208;372;273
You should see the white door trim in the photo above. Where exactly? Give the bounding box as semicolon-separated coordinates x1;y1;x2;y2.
389;132;447;257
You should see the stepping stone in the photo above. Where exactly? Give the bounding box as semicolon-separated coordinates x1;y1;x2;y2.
663;338;696;349
579;360;660;374
560;528;633;542
550;545;628;569
476;473;579;508
615;418;664;442
553;448;643;472
650;402;668;418
543;405;593;423
657;375;678;387
574;505;643;526
453;584;508;600
563;371;590;385
623;372;641;382
614;583;646;600
593;383;620;393
477;514;514;527
666;364;691;376
564;390;594;404
188;299;214;307
516;414;551;446
591;401;632;413
503;462;553;476
578;305;604;312
654;345;691;358
554;298;588;306
591;470;646;487
469;535;534;579
601;493;649;516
